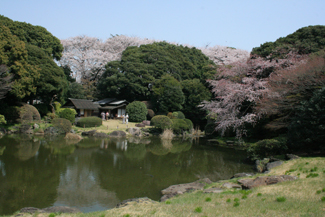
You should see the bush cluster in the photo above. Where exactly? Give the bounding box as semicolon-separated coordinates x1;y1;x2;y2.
57;108;76;123
76;116;102;128
171;119;193;134
52;118;72;134
246;138;288;160
126;101;148;122
151;115;173;130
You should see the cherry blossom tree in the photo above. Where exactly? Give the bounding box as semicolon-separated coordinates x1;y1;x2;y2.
60;35;113;82
202;52;306;138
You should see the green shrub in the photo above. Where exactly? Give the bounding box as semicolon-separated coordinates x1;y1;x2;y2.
321;196;325;202
76;116;102;128
151;115;172;130
171;118;189;134
52;118;72;134
167;112;173;119
175;111;185;119
58;108;76;123
246;139;288;160
0;114;6;124
233;201;240;207
184;118;193;130
126;101;148;122
46;112;57;120
147;109;155;120
205;197;211;202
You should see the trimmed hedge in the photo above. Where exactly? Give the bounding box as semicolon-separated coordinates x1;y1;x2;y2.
58;108;76;123
76;116;102;128
246;138;288;160
184;118;193;130
52;118;72;134
126;101;148;122
151;115;172;130
171;119;190;134
174;111;185;119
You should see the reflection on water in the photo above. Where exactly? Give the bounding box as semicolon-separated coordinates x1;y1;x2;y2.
0;134;253;215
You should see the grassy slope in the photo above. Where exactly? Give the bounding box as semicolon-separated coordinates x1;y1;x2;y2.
11;157;325;217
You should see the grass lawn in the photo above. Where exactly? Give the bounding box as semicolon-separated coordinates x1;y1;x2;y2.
10;157;325;217
73;119;147;135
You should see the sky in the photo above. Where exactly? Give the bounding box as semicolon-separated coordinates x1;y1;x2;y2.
1;0;324;51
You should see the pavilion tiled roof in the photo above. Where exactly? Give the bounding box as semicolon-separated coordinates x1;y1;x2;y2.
68;98;99;110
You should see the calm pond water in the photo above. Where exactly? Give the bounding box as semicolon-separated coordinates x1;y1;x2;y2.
0;134;253;215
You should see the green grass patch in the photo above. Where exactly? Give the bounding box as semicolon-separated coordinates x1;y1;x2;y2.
194;207;202;213
233;201;240;207
205;197;211;202
306;173;319;178
276;196;286;202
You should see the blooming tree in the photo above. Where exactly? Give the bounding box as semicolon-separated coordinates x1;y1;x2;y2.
202;52;306;138
60;35;250;83
60;35;113;82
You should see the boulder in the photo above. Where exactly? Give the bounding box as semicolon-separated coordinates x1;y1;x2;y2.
94;132;109;138
128;127;141;136
44;126;63;135
255;158;270;173
81;130;97;136
33;123;39;129
0;128;7;134
222;182;242;189
160;178;212;202
238;175;298;189
286;154;300;160
65;133;83;140
266;161;283;171
203;188;224;194
142;120;150;126
135;123;146;127
19;124;33;134
231;172;255;179
116;197;158;208
109;131;127;137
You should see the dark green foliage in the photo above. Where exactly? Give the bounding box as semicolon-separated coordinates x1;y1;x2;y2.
33;103;50;117
151;115;172;130
204;123;217;136
152;74;185;113
97;42;215;102
58;108;76;123
181;79;211;126
252;25;325;58
287;88;325;151
67;82;86;99
322;196;325;202
0;15;63;60
0;102;19;124
184;119;193;130
52;118;72;134
76;116;102;128
126;101;148;122
246;139;288;160
25;44;68;104
174;111;185;119
205;197;211;202
171;119;190;134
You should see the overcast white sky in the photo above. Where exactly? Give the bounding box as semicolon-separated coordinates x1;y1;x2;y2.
1;0;324;51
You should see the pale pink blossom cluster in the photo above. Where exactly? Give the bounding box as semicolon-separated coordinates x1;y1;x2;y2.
60;35;249;82
202;52;306;138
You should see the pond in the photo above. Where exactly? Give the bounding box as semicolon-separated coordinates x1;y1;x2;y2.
0;134;253;215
